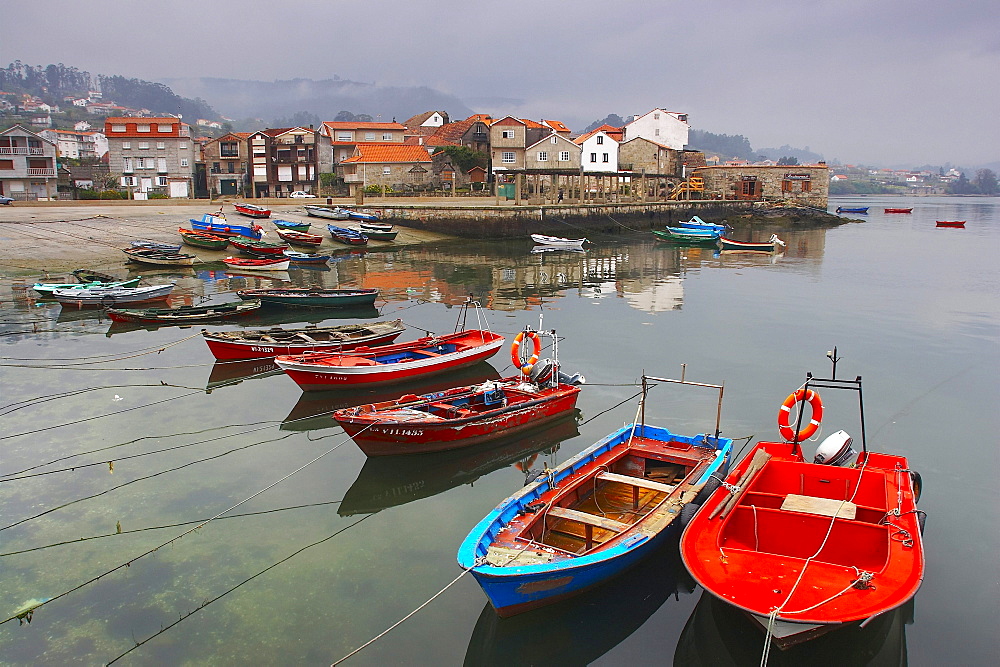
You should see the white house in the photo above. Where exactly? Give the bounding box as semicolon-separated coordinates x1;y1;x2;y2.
574;125;621;173
623;108;689;151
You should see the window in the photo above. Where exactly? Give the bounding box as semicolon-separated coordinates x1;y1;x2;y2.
537;151;548;161
220;142;238;157
501;130;515;139
137;124;150;133
157;124;172;132
228;162;236;174
559;151;570;161
122;157;133;172
294;135;304;144
157;176;168;186
121;176;135;186
781;180;793;193
602;153;609;162
802;180;812;192
180;158;189;167
212;162;221;173
382;133;393;140
501;152;515;163
121;142;131;149
337;132;352;141
550;137;558;144
382;166;391;175
654;113;660;120
112;124;126;132
654;129;660;136
596;135;604;145
157;158;167;172
156;141;165;149
179;143;188;150
0;160;13;170
590;153;597;163
138;142;149;149
365;132;375;140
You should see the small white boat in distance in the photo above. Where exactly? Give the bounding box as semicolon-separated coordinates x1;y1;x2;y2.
530;234;588;249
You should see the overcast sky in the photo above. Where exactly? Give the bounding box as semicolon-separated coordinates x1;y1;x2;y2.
5;0;997;167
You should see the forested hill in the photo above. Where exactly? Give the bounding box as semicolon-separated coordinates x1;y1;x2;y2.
0;61;217;121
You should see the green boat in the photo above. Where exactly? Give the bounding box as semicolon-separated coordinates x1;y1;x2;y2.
652;229;721;245
273;219;311;232
178;227;230;250
235;288;379;308
33;277;142;297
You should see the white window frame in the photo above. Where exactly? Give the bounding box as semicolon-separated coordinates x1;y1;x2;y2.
365;132;375;141
590;153;597;163
559;151;570;162
137;124;150;133
157;124;172;132
501;152;515;164
180;158;189;167
550;136;558;144
501;130;515;139
121;175;135;186
179;143;188;150
382;133;393;140
337;132;352;141
602;153;609;163
382;166;391;175
121;141;131;149
156;141;165;149
156;176;168;186
596;135;604;145
112;124;126;132
138;141;149;149
537;151;548;162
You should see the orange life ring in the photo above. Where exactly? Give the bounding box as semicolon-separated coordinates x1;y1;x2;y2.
510;330;541;375
777;388;824;441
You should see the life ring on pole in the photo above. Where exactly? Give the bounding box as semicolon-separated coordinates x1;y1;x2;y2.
777;388;824;441
510;330;541;375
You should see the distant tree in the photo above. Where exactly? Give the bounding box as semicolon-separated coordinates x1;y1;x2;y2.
778;156;800;166
947;172;979;195
271;111;321;128
583;114;629;134
433;145;488;172
688;130;755;160
973;168;998;195
334;110;357;121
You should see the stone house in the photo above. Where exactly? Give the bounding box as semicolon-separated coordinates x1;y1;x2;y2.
489;116;550;175
524;133;581;171
339;144;434;191
104;117;196;198
692;163;830;206
202;132;251;197
432;115;492;154
247;127;320;198
618;136;682;176
0;124;58;200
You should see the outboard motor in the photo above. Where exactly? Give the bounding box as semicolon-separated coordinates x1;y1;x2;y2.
557;370;586;386
528;358;586;386
813;430;856;466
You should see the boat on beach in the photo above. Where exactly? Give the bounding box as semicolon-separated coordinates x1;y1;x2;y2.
935;220;965;228
130;239;183;252
234;202;271;218
201;319;407;360
353;224;397;241
106;300;261;324
51;283;175;307
457;373;732;617
72;269;120;283
236;287;378;308
276;229;324;247
284;251;331;264
333;329;584;455
304;205;350;220
229;237;289;256
530;234;588;249
327;224;368;246
122;247;196;266
178;227;230;250
190;213;264;239
273;219;311;232
221;256;290;271
680;359;925;650
718;234;786;252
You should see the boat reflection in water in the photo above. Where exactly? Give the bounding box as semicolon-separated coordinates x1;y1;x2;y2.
206;358;284;392
339;412;580;516
464;541;695;666
279;361;502;431
673;591;912;666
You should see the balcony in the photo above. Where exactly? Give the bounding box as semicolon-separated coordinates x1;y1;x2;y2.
27;168;56;177
343;174;363;183
0;146;45;155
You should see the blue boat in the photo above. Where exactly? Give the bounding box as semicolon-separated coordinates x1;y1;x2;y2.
458;374;731;617
190;213;264;239
326;224;368;246
835;206;869;214
676;215;727;232
284;250;331;264
342;208;380;222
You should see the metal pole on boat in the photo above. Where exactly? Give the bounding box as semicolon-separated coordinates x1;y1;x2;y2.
827;347;841;380
641;374;648;427
857;375;868;454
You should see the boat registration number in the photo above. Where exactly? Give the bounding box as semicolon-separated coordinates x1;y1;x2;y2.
250;346;275;353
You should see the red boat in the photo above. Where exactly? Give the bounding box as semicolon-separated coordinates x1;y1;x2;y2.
201;319;407;360
234;202;271;218
274;329;505;391
222;256;290;271
680;367;924;650
883;208;912;213
229;237;289;255
276;229;324;247
935;220;965;227
333;330;584;455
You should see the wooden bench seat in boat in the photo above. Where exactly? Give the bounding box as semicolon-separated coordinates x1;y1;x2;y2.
546;506;628;532
780;494;857;519
596;471;676;494
295;333;317;342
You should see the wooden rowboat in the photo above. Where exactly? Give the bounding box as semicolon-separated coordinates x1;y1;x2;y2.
304;205;350;220
51;284;175;306
229;237;289;255
33;277;141;297
236;287;378;308
718;234;786;252
284;251;331;264
653;228;720;244
352;225;397;241
276;229;324;247
327;224;368;246
201;319;407;360
131;239;182;252
234;202;271;218
221;256;290;271
884;208;913;213
677;215;727;231
178;227;230;250
935;220;965;228
73;269;120;283
681;364;924;648
273;219;311;232
458;373;732;616
190;213;263;239
530;234;587;249
835;207;869;214
106;300;261;324
122;247;196;266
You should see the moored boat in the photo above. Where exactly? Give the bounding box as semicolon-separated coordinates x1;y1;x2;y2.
73;269;120;283
234;202;271;218
653;228;721;244
51;283;175;306
33;277;141;297
935;220;965;227
333;329;584;455
304;205;350;220
130;239;183;252
676;215;727;231
178;227;230;250
680;358;925;649
341;207;380;222
835;207;869;214
201;319;407;360
122;247;196;266
229;237;290;255
884;208;913;213
718;234;786;252
351;225;397;241
275;328;505;391
327;224;368;246
530;234;588;249
221;256;290;271
458;373;732;617
276;229;324;247
190;213;264;239
358;220;393;232
273;219;312;232
106;300;261;324
236;287;378;308
284;251;331;264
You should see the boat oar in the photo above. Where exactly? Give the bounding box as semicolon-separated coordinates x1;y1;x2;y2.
709;449;771;520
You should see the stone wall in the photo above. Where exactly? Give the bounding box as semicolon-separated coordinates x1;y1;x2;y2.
693;164;830;207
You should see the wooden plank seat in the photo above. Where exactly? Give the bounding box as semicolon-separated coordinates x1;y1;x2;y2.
295;333;317;342
597;471;676;495
546;506;628;532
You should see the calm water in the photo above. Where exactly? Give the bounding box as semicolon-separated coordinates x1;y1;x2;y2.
1;196;997;665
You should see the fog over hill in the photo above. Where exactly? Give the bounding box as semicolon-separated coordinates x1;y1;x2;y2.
163;76;474;127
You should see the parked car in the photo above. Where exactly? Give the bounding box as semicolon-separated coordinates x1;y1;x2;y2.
289;191;317;198
0;195;14;205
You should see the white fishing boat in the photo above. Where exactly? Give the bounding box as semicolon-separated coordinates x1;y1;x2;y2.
51;284;175;307
530;234;588;249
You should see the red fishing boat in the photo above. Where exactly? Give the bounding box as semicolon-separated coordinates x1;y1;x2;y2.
222;256;290;271
201;319;407;360
333;329;584;455
234;202;271;218
276;229;324;247
935;220;965;228
680;358;925;650
229;236;289;255
883;208;912;213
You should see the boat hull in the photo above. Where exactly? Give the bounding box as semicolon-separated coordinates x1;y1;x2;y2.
179;228;230;250
530;234;586;248
52;284;175;306
236;288;378;308
458;423;732;616
191;215;263;239
334;380;581;455
273;219;311;232
935;220;965;227
275;330;505;390
202;319;406;360
276;230;322;246
884;208;912;214
222;257;290;271
354;227;397;241
327;224;368;245
680;441;924;634
653;229;719;244
234;203;271;218
123;248;196;266
106;300;261;324
304;205;350;220
718;237;778;252
33;278;141;296
835;207;869;214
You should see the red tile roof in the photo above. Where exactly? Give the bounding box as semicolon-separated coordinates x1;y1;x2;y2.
341;144;433;164
322;121;406;131
542;119;571;133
